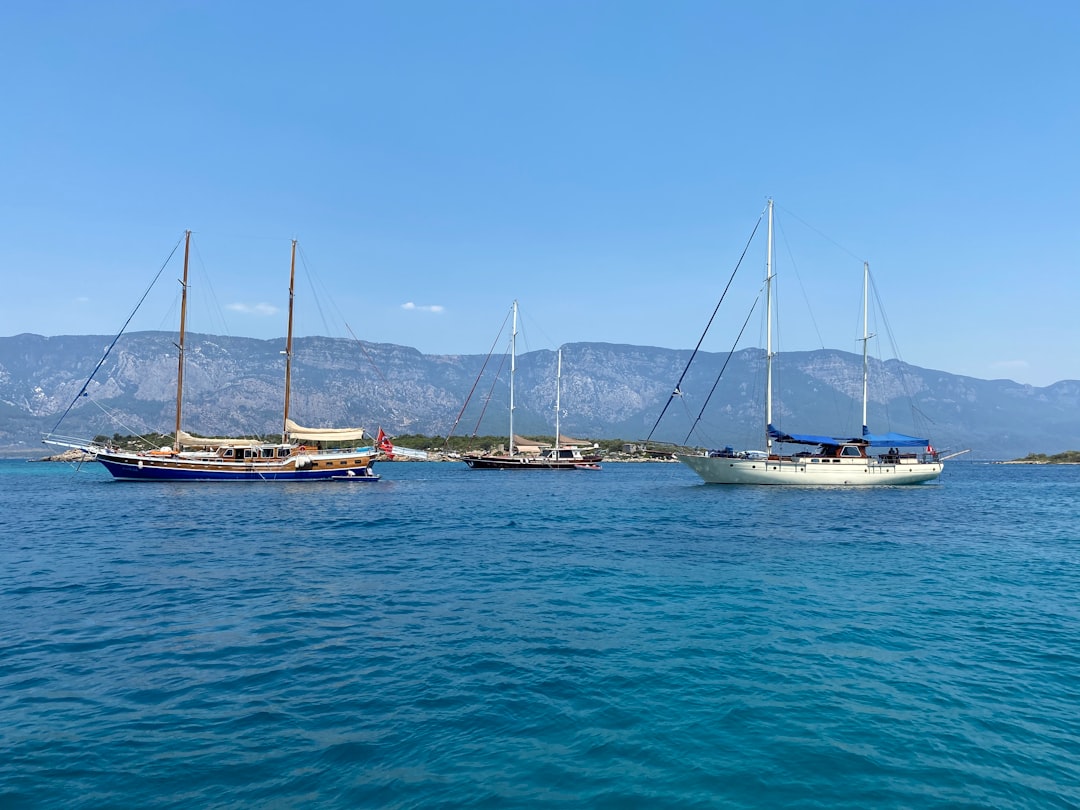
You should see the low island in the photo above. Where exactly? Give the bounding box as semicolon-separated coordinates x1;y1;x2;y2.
1006;451;1080;464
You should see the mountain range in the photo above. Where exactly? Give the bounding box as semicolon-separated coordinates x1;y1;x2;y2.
2;331;1078;460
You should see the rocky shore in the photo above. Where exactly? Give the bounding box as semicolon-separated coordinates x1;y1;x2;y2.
35;448;96;462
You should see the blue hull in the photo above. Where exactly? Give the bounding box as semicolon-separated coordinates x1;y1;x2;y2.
96;457;379;482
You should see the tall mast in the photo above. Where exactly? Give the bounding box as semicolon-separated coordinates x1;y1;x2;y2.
555;348;562;456
509;300;517;456
861;261;871;434
765;199;774;452
173;230;191;451
282;239;297;442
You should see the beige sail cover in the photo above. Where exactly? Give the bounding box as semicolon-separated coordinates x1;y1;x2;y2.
558;434;593;447
285;419;367;443
511;434;544;454
177;430;262;448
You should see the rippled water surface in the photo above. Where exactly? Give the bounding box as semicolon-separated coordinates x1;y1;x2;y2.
2;459;1079;808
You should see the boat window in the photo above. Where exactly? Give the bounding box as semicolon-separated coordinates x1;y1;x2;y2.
222;448;234;458
262;448;275;458
841;445;862;457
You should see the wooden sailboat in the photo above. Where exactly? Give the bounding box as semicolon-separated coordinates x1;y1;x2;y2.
673;199;943;486
44;232;381;481
462;302;601;470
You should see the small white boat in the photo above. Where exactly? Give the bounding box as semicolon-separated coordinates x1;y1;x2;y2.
332;468;381;482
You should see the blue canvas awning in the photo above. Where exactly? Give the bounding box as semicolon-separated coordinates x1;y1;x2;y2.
767;425;857;446
861;427;930;447
767;424;930;448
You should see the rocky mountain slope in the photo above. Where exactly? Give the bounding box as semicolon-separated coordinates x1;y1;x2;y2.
2;332;1078;459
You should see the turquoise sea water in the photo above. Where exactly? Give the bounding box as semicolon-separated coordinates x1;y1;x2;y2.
2;458;1078;808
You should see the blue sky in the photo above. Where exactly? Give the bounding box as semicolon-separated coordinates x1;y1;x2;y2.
2;1;1077;386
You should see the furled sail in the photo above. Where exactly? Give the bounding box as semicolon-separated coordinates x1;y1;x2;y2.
511;434;544;453
558;434;593;447
177;430;262;448
285;419;366;443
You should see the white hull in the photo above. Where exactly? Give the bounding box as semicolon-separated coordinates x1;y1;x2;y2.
666;200;944;489
676;453;942;486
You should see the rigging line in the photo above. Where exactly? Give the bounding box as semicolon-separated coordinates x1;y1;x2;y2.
516;305;556;355
677;392;697;439
775;213;826;350
342;322;389;384
645;209;764;444
50;234;185;433
683;296;759;445
296;243;332;337
468;347;510;444
189;237;233;339
868;269;905;366
444;306;513;449
773;202;865;264
910;402;938;428
85;396;157;449
296;242;390;384
865;269;934;433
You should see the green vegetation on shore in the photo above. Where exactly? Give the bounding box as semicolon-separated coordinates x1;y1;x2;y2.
91;432;647;456
94;432;181;451
393;434;636;454
1011;450;1080;464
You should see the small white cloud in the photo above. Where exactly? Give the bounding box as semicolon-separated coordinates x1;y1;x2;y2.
401;302;445;313
227;302;279;316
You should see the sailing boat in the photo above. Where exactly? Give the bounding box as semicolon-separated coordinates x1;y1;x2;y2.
674;200;943;486
44;232;382;481
462;302;601;470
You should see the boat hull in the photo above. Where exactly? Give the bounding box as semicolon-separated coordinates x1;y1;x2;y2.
94;451;379;482
462;456;597;470
676;453;942;486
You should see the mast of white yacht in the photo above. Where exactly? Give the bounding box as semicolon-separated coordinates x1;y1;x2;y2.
173;230;191;452
282;239;297;443
861;261;872;435
555;348;562;457
509;300;518;457
764;199;775;453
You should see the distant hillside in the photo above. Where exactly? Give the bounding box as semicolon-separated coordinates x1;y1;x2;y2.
2;331;1078;459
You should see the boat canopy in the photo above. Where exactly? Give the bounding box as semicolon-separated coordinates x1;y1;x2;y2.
177;430;262;448
512;434;546;451
861;428;930;447
767;425;852;446
558;434;593;447
767;424;929;447
285;419;367;443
